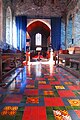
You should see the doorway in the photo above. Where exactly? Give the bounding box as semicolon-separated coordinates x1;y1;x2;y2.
26;19;51;62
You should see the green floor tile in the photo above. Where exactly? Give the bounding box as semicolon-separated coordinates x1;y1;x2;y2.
14;111;23;120
0;116;14;120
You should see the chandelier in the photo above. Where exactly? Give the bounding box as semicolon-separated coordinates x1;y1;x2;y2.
33;0;47;7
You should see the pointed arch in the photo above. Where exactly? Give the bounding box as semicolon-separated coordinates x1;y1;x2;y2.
27;19;51;29
27;20;50;51
27;20;50;38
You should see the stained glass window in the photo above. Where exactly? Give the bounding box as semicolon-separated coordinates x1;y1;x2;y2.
35;33;42;46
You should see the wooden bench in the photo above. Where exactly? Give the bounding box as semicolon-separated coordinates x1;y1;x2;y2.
68;47;80;70
53;50;69;65
70;58;80;70
58;53;80;78
57;47;80;78
0;53;23;85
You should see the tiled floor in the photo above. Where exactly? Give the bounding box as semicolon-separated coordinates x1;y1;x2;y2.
0;62;80;120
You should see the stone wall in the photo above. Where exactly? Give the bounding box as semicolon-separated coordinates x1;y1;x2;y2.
74;8;80;46
0;0;2;43
0;0;13;49
66;0;80;48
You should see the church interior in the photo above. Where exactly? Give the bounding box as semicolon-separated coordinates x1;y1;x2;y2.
0;0;80;120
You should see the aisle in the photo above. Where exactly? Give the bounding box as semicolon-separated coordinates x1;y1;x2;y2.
0;62;80;120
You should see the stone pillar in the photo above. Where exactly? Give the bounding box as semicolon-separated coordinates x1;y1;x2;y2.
0;0;3;43
66;15;73;48
61;19;66;50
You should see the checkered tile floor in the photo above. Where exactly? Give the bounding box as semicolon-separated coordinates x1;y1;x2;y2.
0;63;80;120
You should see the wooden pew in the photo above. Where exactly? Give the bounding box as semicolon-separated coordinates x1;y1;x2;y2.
54;50;69;65
58;47;80;78
0;53;23;85
68;47;80;70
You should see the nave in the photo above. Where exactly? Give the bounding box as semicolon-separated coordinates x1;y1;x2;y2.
0;62;80;120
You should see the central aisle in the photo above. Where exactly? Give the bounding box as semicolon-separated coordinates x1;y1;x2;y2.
0;62;80;120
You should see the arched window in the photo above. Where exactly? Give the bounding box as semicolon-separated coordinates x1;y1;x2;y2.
6;6;12;45
13;17;17;48
35;33;42;46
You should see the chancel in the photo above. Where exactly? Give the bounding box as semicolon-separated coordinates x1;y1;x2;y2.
0;0;80;120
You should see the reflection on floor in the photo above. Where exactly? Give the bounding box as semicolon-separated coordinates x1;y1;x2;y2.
0;62;80;120
30;57;49;62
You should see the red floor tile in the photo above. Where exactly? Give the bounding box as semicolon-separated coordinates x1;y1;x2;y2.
38;85;52;89
58;90;76;97
50;81;61;85
26;97;39;104
68;85;80;90
24;89;38;96
22;107;31;120
22;106;47;120
44;97;64;106
3;94;22;103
